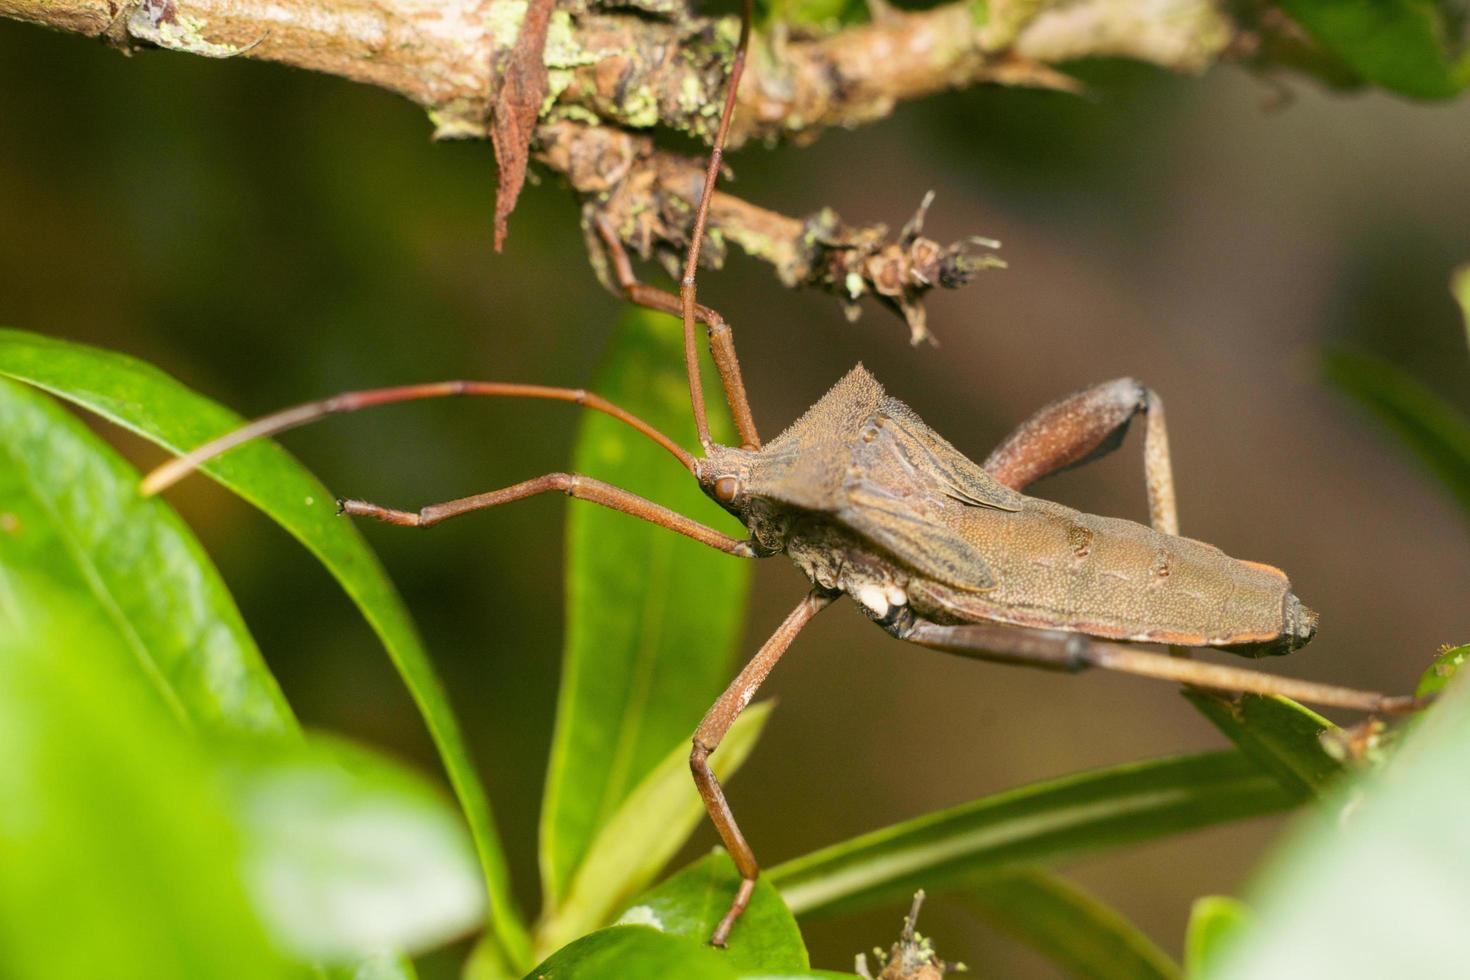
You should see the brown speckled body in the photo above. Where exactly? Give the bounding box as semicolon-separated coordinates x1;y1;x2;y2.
699;365;1316;657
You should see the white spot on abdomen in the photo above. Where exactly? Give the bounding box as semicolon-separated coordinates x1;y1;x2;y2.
856;583;890;618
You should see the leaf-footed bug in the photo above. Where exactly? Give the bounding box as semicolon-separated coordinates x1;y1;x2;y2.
139;0;1426;949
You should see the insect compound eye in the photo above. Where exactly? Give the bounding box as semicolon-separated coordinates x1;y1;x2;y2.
713;475;741;503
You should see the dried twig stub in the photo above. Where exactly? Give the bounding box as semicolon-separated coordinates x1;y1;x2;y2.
801;194;1006;345
856;891;966;980
491;0;556;251
553;121;1005;342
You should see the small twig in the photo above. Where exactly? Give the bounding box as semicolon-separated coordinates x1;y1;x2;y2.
546;122;1003;343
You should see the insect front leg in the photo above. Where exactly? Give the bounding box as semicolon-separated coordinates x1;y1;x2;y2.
341;472;756;557
692;590;833;946
982;378;1178;535
900;617;1424;714
592;215;761;451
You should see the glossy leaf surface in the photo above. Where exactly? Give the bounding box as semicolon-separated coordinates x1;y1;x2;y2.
770;752;1296;918
0;376;293;735
0;328;527;962
618;851;808;974
964;870;1180;980
1184;692;1341;798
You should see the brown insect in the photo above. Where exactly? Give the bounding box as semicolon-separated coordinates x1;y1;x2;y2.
139;0;1423;949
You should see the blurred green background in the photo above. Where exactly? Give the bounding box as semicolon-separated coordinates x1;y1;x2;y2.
3;19;1468;976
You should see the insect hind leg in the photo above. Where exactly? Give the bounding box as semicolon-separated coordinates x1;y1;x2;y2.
982;378;1177;535
900;617;1424;714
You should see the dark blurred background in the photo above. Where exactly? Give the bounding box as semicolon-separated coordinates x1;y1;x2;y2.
3;19;1468;977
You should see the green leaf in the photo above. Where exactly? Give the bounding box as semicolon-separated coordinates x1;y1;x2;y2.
759;0;865;33
1455;263;1470;349
769;751;1297;919
525;925;739;980
1204;678;1470;978
536;703;773;957
1323;348;1470;523
0;328;528;964
226;735;485;963
962;870;1180;980
0;376;294;736
323;954;418;980
618;851;808;974
539;309;752;907
1183;692;1342;798
0;590;294;980
464;932;519;980
1416;642;1469;698
1278;0;1470;98
1183;896;1250;978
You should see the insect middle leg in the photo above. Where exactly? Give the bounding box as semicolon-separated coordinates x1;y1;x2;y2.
592;215;761;451
692;589;833;946
983;378;1177;535
341;472;755;556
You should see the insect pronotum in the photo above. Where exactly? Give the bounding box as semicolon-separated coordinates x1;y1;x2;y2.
140;0;1425;948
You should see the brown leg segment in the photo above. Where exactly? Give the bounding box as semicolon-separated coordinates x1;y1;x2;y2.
901;618;1425;714
340;472;755;557
692;590;833;946
593;216;761;451
982;378;1178;535
140;380;694;496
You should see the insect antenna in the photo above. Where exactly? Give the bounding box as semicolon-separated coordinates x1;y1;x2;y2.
678;0;755;452
139;381;694;496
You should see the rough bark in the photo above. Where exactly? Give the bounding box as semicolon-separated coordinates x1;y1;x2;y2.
0;0;1267;339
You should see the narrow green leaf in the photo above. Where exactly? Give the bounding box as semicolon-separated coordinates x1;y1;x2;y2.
1455;263;1470;349
463;931;519;980
1323;348;1470;522
1416;642;1469;698
536;703;773;957
1183;896;1250;978
0;377;294;736
227;735;485;963
540;309;752;906
618;851;808;974
770;752;1297;919
1184;692;1341;797
525;925;738;980
0;328;528;964
1278;0;1470;98
962;870;1180;980
1206;679;1470;978
0;590;294;980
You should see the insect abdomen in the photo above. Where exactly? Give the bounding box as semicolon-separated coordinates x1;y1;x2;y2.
911;498;1314;655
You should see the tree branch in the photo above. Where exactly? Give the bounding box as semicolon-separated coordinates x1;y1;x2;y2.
1;0;1242;139
0;0;1259;339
